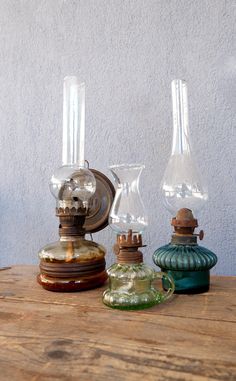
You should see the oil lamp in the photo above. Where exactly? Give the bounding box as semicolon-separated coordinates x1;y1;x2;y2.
103;164;175;310
153;79;217;294
38;76;115;291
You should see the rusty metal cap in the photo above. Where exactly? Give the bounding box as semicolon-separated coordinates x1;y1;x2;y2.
171;208;198;228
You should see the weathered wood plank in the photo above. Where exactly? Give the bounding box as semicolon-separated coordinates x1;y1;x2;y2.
0;266;235;322
0;266;235;381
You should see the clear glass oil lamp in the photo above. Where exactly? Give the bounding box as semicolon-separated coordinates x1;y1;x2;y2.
38;76;115;291
153;79;217;294
103;164;175;310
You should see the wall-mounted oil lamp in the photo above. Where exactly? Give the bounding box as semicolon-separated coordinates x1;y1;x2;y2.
103;164;175;310
153;79;217;294
38;76;115;291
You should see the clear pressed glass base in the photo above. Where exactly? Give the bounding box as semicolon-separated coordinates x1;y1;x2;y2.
103;263;173;310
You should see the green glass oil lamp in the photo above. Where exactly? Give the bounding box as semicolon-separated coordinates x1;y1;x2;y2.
103;164;175;309
153;79;217;294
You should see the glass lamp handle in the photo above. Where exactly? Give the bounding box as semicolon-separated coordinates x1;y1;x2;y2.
154;271;175;300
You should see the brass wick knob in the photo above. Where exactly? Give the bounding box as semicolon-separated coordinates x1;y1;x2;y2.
196;230;204;241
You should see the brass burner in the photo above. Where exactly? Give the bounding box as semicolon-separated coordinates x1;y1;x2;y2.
114;230;145;264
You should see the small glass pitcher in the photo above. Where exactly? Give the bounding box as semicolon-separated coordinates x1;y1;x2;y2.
103;164;175;310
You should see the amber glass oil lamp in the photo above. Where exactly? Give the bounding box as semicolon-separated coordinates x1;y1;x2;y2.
153;79;217;294
38;76;114;291
103;164;175;310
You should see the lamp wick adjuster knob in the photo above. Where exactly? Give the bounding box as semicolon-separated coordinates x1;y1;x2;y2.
196;230;204;241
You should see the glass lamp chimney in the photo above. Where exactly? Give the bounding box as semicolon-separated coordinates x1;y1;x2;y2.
62;76;85;167
49;76;96;208
109;164;148;235
161;79;208;216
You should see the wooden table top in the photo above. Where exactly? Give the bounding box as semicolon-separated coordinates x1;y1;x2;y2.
0;266;235;381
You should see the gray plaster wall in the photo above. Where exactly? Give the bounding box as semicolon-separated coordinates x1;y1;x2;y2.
0;0;235;275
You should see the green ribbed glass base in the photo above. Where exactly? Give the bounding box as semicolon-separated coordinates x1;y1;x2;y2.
102;263;174;310
162;269;210;294
103;298;162;310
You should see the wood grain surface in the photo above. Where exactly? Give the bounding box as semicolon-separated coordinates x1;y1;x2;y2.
0;266;235;381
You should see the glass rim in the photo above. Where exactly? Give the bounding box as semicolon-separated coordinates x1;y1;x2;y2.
109;163;145;170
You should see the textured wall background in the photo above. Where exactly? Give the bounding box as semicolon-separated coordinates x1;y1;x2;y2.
0;0;235;274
